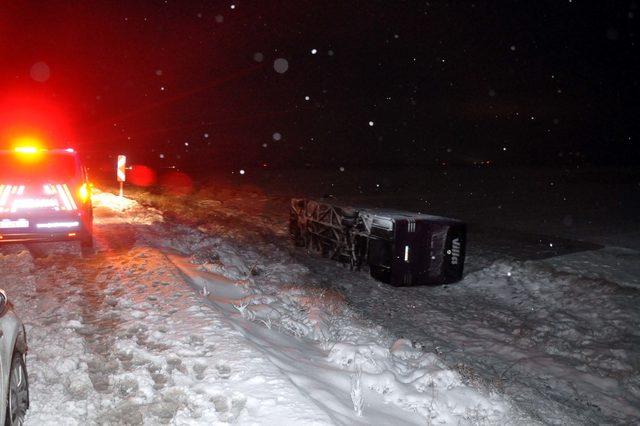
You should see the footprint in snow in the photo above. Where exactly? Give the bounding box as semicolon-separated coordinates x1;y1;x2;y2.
166;357;188;374
212;393;247;422
116;377;140;397
151;373;169;390
216;363;231;379
98;401;144;426
151;389;187;423
193;363;207;380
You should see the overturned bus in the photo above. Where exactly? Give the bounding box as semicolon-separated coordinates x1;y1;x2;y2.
289;198;466;286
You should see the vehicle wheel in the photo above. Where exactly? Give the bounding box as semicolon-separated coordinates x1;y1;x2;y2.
5;351;29;426
80;232;94;257
81;210;94;250
81;233;93;248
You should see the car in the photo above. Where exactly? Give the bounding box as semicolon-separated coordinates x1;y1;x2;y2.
0;289;29;425
0;146;93;250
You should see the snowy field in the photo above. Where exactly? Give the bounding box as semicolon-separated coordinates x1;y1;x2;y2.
126;165;639;425
0;165;638;424
1;190;525;425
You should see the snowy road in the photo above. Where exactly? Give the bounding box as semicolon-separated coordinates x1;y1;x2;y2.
0;191;522;425
2;194;333;424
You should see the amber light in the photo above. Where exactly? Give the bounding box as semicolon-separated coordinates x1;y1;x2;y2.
12;134;44;152
12;136;45;164
78;183;91;203
68;232;77;237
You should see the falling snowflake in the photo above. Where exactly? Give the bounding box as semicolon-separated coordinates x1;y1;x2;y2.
272;132;282;141
253;52;264;62
239;169;245;175
30;62;50;82
273;58;289;74
304;96;310;101
311;48;317;55
368;121;374;127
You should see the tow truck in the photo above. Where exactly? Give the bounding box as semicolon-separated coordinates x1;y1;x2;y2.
0;145;93;249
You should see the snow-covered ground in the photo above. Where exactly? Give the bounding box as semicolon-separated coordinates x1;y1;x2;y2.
120;166;640;425
1;164;637;424
0;189;528;425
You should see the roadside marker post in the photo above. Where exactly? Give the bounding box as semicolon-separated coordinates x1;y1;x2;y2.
117;155;126;197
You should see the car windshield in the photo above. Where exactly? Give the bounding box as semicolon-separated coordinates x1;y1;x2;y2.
0;151;78;183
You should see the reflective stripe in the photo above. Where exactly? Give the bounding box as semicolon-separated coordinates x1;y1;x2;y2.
0;185;11;206
56;184;73;210
43;184;55;195
117;155;126;182
36;221;80;229
62;184;78;210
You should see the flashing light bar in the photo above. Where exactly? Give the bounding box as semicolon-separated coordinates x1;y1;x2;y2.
13;147;76;154
36;221;80;229
14;146;39;154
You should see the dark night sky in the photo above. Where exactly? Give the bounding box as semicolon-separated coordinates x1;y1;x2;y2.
0;1;638;172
